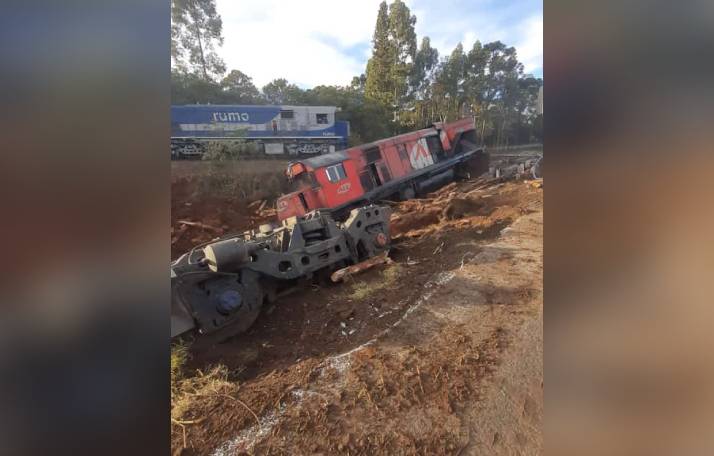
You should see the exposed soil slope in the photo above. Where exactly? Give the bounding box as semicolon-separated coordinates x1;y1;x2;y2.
171;175;543;455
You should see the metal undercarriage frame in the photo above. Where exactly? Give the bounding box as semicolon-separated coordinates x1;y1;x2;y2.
170;205;391;339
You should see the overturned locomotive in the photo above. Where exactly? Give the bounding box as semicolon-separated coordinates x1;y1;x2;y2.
171;205;391;339
171;119;490;338
277;118;489;222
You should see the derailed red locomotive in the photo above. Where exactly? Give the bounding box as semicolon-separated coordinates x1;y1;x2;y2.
276;118;489;221
171;119;489;339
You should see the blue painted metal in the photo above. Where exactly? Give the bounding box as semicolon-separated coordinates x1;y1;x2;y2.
171;104;350;156
334;121;349;142
171;105;281;128
171;105;347;138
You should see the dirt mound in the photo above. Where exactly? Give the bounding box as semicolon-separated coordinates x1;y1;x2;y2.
441;197;485;220
389;180;541;239
171;177;273;259
389;204;442;234
171;161;288;259
171;174;543;455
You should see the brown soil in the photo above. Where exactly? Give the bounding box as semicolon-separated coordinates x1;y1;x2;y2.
171;170;543;455
171;161;290;259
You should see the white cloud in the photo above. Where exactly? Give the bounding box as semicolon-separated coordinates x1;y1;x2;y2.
216;0;382;88
514;14;543;75
214;0;542;88
408;1;542;76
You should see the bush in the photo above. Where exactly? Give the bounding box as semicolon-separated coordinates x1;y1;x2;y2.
187;161;290;201
202;141;261;161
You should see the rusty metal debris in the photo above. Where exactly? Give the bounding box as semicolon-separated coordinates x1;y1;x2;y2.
330;250;393;283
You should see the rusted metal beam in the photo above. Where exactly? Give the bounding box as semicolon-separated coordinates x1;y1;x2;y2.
330;250;393;283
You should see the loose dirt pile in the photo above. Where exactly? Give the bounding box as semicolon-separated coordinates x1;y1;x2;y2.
389;177;541;239
171;171;543;455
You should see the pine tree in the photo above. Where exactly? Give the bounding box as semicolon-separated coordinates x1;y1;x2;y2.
171;0;226;81
365;0;417;129
365;1;393;106
387;0;417;112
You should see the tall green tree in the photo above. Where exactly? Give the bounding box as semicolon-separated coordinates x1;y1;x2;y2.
171;70;224;104
301;85;393;144
221;70;262;104
477;41;524;146
513;76;543;143
430;43;468;123
171;0;226;80
409;37;439;99
350;74;367;93
364;1;393;106
386;0;417;112
261;79;306;105
400;37;438;129
365;0;417;110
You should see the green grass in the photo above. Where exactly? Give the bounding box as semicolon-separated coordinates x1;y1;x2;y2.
347;263;403;301
171;342;189;385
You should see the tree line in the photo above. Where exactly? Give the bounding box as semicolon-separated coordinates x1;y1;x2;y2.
171;0;542;146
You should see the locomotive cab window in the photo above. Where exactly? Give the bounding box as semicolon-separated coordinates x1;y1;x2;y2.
325;163;347;182
316;113;328;124
280;110;294;119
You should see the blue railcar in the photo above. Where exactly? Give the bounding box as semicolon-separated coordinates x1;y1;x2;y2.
171;105;349;158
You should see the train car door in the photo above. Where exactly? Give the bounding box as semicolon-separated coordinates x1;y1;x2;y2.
425;135;446;162
378;162;392;183
359;171;375;192
362;146;384;190
368;163;382;186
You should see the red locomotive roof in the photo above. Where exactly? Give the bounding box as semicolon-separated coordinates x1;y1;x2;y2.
300;149;351;169
288;124;440;174
346;125;438;151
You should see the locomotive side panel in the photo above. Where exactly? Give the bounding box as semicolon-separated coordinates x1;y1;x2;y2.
313;159;364;209
380;141;414;181
171;105;340;139
275;118;485;222
171;105;349;158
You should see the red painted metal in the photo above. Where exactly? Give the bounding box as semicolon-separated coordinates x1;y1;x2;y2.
276;118;479;221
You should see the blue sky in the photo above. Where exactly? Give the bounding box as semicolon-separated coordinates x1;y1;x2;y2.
216;0;542;88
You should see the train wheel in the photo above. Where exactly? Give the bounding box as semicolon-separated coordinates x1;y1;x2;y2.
183;270;264;346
